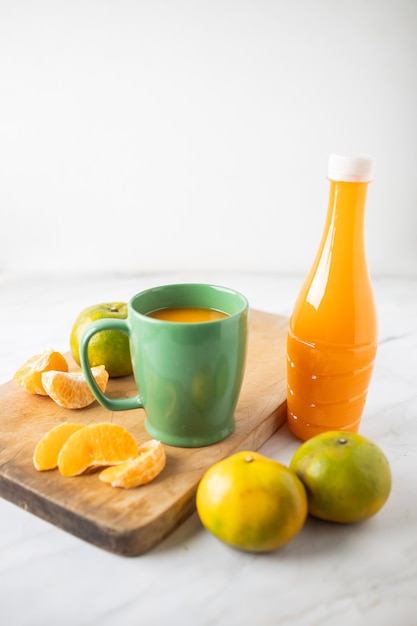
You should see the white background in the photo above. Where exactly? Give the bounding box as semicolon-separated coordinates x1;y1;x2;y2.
1;0;416;276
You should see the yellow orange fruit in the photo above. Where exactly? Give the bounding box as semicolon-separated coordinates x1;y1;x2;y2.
99;439;166;488
289;431;392;523
57;423;138;477
70;302;132;378
196;450;308;553
33;423;85;471
41;365;109;409
13;349;69;395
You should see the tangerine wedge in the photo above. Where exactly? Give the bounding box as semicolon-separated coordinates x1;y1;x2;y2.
99;439;166;489
13;349;69;395
33;423;86;471
57;423;139;477
41;365;109;409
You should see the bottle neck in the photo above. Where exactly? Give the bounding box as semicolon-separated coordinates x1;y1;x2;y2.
321;181;368;275
301;179;372;316
290;178;377;345
326;180;368;252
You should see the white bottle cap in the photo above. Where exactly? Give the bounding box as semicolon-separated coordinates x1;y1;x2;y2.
328;153;375;182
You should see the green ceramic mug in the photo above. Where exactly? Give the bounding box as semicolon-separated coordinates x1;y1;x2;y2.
79;283;249;447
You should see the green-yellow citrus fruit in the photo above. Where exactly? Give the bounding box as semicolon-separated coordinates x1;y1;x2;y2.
289;431;392;524
196;450;308;552
70;302;132;378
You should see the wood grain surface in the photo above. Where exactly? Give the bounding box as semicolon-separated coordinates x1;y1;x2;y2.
0;310;288;556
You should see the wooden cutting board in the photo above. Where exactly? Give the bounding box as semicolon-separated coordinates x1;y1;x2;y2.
0;310;288;556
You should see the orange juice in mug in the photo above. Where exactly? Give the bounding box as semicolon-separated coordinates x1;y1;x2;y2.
147;307;229;323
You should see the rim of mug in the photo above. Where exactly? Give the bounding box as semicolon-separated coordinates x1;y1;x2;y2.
129;283;249;323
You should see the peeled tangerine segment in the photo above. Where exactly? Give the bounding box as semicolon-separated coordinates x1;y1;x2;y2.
41;365;109;409
57;423;139;477
99;439;166;489
13;349;69;396
33;423;86;471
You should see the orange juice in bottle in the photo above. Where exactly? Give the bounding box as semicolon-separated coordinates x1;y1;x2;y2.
287;153;378;441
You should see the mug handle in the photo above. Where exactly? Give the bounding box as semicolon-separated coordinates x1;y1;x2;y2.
79;318;143;411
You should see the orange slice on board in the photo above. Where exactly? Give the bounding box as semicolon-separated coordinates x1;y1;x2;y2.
57;423;139;477
33;423;86;471
13;349;69;395
41;365;109;409
99;439;166;489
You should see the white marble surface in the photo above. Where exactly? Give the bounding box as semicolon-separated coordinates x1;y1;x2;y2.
0;271;416;626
